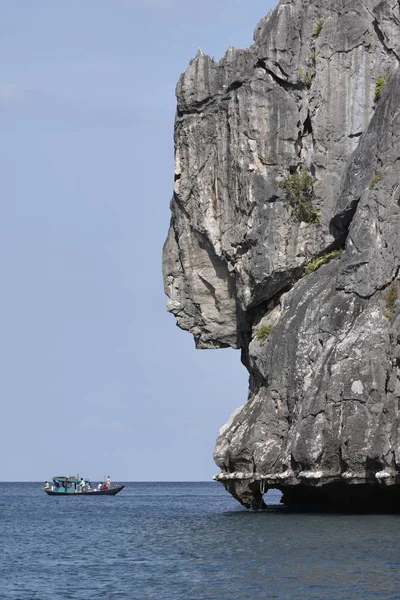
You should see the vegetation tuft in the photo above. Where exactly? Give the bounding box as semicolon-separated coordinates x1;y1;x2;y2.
255;324;274;344
311;52;317;67
374;75;391;103
303;249;343;275
369;172;384;189
298;68;316;88
384;283;398;319
312;18;327;38
279;170;320;224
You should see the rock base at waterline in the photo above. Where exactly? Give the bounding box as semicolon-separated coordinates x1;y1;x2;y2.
221;479;267;510
219;477;400;512
279;484;400;513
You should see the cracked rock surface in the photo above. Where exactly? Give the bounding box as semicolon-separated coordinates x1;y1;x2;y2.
163;0;400;509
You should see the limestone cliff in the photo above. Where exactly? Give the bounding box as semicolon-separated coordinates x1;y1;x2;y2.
163;0;400;510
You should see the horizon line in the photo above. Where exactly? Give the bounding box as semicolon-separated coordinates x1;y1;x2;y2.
0;480;217;483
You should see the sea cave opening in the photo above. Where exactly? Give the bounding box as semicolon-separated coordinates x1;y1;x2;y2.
263;487;283;507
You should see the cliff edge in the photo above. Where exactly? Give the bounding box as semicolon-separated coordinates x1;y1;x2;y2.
163;0;400;510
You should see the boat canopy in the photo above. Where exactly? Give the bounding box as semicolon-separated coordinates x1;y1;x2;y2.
52;476;90;484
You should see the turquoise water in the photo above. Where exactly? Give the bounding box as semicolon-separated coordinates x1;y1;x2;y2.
1;482;400;599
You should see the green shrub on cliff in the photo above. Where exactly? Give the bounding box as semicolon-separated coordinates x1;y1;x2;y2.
312;18;327;38
303;249;343;275
279;170;320;224
369;172;384;189
374;75;391;103
298;68;316;88
255;324;274;344
384;283;398;319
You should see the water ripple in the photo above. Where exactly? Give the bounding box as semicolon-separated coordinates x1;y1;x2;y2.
1;483;400;599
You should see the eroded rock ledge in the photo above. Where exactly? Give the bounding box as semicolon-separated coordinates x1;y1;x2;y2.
163;0;400;510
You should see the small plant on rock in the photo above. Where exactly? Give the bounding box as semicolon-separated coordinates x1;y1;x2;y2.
311;52;317;67
384;282;398;319
255;324;274;344
279;170;320;224
303;249;343;275
369;172;384;189
374;75;391;103
298;68;316;88
312;18;327;38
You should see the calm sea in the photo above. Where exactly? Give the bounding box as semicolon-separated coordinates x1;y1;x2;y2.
1;482;400;599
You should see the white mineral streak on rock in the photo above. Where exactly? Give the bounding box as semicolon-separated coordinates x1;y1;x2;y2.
166;300;182;312
275;470;294;480
219;405;245;435
342;472;365;480
375;470;393;479
163;0;400;509
298;470;324;479
351;380;364;395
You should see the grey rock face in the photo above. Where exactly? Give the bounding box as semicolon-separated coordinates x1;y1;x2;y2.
163;0;400;509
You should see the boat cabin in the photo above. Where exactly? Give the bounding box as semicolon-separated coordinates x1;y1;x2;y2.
47;475;91;494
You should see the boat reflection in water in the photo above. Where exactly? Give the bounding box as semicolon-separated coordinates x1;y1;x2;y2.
44;476;124;496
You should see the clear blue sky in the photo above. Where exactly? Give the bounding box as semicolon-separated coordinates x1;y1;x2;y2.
1;0;277;481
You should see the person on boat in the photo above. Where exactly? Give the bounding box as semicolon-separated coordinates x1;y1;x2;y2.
79;478;86;492
44;481;50;490
105;475;111;489
97;483;102;491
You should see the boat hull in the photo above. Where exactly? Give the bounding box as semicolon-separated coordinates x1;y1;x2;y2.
45;485;125;496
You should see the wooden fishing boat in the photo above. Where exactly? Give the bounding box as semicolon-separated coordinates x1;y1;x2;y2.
44;476;124;496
